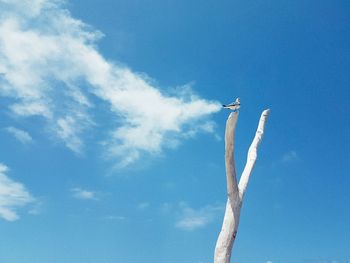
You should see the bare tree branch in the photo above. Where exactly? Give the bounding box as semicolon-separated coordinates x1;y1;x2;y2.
214;111;240;263
214;109;270;263
238;109;270;200
225;111;239;208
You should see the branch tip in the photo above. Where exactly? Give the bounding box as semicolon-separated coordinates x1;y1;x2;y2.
263;109;270;116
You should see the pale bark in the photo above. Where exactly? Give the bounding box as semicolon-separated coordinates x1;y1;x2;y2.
214;109;270;263
224;112;239;209
238;109;270;200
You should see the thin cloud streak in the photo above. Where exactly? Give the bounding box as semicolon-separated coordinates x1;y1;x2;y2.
0;163;35;221
71;187;97;200
0;0;221;166
137;202;150;210
175;202;224;231
5;126;33;144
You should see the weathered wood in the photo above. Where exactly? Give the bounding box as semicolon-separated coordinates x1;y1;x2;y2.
214;109;270;263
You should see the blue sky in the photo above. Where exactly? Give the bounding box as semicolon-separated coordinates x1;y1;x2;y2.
0;0;349;263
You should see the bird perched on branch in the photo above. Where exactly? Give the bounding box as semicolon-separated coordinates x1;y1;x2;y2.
223;98;241;111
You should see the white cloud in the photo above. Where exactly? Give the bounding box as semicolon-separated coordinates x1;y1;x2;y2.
0;163;35;221
175;202;224;231
5;126;33;144
266;261;273;263
282;150;298;163
71;187;97;200
0;0;221;166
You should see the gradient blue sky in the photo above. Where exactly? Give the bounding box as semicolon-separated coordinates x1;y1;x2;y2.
0;1;349;263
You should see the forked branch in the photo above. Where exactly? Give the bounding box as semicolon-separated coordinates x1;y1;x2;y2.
214;109;270;263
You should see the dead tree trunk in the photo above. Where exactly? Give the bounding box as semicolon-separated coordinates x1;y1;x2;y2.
214;109;270;263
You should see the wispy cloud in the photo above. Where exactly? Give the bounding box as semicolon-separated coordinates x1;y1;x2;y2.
282;150;299;163
137;202;150;210
0;163;35;221
175;202;224;231
103;215;126;221
5;126;33;144
71;187;97;200
266;261;273;263
0;0;221;166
